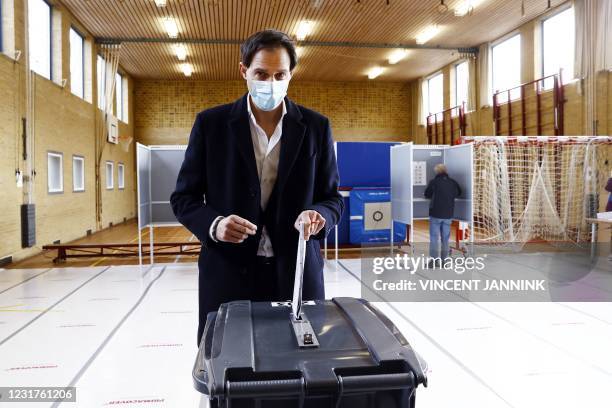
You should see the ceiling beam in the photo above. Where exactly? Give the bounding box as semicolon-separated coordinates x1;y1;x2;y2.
95;37;478;55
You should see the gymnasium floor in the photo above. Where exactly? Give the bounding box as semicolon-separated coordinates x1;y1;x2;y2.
7;218;455;269
1;253;611;407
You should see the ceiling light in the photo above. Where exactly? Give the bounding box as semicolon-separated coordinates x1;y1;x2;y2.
296;20;314;41
454;0;479;16
367;67;384;79
180;63;193;77
154;0;167;7
163;17;179;38
388;49;408;64
174;44;187;60
416;25;441;45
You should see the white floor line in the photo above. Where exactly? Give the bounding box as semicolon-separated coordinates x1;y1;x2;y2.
51;266;168;408
0;268;53;295
0;266;113;347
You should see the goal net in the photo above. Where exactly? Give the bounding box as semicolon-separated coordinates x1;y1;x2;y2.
464;136;611;247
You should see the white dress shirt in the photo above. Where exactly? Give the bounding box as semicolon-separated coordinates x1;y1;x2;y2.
248;96;286;257
209;96;286;257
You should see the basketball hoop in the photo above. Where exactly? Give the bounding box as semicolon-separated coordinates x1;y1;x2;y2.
118;134;133;152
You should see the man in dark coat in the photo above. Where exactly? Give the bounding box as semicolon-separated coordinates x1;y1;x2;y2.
170;30;343;346
424;163;462;264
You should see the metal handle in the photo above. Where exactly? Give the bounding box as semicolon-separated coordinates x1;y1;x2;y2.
291;221;307;319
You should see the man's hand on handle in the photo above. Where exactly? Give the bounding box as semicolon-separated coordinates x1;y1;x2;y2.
294;210;325;240
215;215;257;243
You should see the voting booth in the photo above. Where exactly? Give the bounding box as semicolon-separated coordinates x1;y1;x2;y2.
336;141;399;187
349;188;406;244
328;142;400;246
137;143;187;264
390;142;474;248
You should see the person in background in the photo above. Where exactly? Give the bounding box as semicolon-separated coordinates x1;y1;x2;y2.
606;171;612;262
424;164;462;267
606;171;612;212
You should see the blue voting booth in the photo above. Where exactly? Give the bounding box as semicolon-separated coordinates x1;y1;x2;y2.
349;188;406;244
336;142;397;187
327;142;405;245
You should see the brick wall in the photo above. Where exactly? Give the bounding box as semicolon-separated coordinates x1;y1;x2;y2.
134;80;412;145
0;0;136;263
0;53;22;262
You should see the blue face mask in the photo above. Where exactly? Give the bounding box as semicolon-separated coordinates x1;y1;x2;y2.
247;78;289;111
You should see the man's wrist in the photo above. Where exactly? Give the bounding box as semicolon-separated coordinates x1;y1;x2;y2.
209;216;224;242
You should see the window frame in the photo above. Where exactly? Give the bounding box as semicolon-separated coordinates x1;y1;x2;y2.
117;162;125;190
0;0;4;54
28;0;53;80
69;26;85;99
540;4;575;85
116;71;124;122
97;54;106;110
72;154;85;192
426;71;444;116
490;32;522;100
47;151;63;194
105;160;114;190
454;60;469;109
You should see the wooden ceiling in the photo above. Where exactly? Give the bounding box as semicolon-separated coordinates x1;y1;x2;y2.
61;0;568;81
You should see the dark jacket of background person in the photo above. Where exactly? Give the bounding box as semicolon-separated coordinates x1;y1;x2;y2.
606;177;612;212
170;94;343;345
424;173;462;219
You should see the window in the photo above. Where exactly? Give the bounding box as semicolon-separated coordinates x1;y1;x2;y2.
116;72;125;122
1;0;17;57
454;61;469;109
105;161;113;189
28;0;51;79
47;152;63;193
97;55;106;109
0;0;4;53
491;34;521;100
117;162;125;189
542;7;575;89
427;72;444;116
72;155;84;192
69;27;84;98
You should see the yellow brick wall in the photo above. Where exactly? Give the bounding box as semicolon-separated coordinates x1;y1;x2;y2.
0;53;23;262
134;80;412;145
100;79;137;230
32;75;97;248
0;0;136;263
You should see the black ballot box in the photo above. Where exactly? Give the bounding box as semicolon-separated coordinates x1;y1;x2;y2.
193;297;427;408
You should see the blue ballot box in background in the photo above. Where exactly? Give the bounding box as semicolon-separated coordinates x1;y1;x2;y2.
349;188;406;245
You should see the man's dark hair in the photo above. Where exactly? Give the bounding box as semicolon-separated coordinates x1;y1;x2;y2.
240;29;298;71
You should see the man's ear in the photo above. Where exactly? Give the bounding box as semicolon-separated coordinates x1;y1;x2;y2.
239;62;248;80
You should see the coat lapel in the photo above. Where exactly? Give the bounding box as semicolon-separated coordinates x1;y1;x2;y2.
228;94;260;189
275;98;307;197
